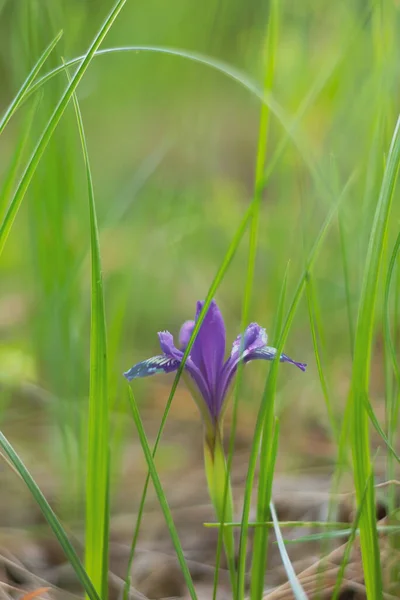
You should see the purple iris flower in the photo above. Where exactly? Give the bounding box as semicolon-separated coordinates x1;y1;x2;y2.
124;300;306;422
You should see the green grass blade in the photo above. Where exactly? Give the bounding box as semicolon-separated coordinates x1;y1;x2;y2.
204;520;350;529
0;30;62;137
284;525;400;545
364;398;400;464
336;175;355;354
70;75;110;599
237;178;352;600
384;231;400;387
0;92;41;220
121;31;355;592
269;502;307;600
272;263;290;343
348;115;400;599
217;4;280;599
0;0;127;258
384;231;400;515
249;416;280;600
23;47;330;196
126;387;197;600
305;274;339;443
0;431;100;600
332;473;373;600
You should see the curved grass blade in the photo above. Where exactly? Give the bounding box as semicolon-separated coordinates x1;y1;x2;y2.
348;115;400;599
269;502;307;600
0;431;100;600
0;0;128;258
126;387;197;600
0;30;62;137
24;47;327;200
70;74;110;600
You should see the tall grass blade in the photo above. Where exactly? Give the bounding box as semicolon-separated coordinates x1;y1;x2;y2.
0;431;100;600
384;231;400;516
70;77;110;598
332;473;373;600
348;115;400;599
126;387;197;600
384;231;400;387
305;274;339;443
237;179;352;600
213;4;280;599
0;0;128;257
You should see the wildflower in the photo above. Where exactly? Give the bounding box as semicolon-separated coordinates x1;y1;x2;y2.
124;299;306;425
124;299;306;579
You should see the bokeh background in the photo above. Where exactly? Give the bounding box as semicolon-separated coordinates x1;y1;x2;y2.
0;0;400;526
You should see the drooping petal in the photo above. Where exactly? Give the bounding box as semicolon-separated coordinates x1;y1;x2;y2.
179;320;195;350
216;322;267;414
249;347;307;372
190;300;226;414
217;323;306;414
124;355;180;380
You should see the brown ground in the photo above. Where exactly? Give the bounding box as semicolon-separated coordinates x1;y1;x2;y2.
0;382;399;600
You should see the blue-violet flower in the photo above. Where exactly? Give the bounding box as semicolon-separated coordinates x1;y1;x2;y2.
124;300;306;423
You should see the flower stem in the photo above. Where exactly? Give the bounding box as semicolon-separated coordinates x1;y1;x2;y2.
203;426;237;594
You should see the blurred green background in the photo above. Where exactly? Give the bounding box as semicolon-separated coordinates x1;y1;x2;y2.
0;0;400;512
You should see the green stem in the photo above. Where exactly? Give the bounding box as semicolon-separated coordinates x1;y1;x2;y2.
203;425;237;594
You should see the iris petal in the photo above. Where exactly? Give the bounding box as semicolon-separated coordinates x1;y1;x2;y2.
124;355;180;380
218;324;306;414
158;330;182;358
157;329;214;414
190;300;226;416
179;320;195;350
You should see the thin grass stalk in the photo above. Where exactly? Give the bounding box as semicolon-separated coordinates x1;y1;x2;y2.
70;77;110;599
348;116;400;599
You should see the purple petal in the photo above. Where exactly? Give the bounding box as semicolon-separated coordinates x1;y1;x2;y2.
218;324;306;413
279;352;307;372
230;322;267;359
216;323;267;414
158;329;214;414
124;355;180;380
246;347;307;372
158;330;182;358
179;320;195;350
190;300;226;414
